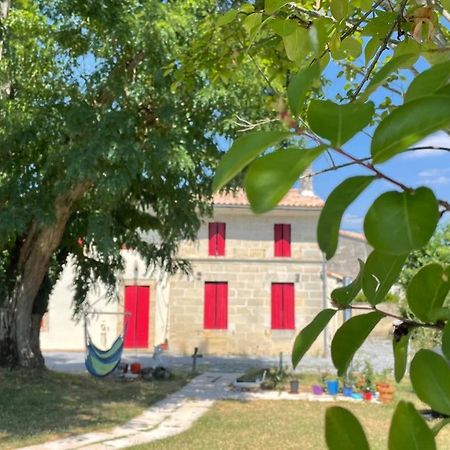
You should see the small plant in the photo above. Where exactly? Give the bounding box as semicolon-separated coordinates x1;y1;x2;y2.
362;360;375;392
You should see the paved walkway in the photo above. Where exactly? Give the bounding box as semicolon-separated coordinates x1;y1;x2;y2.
20;372;378;450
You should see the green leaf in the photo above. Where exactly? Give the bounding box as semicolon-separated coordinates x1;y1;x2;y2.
318;176;375;259
388;401;436;450
307;100;374;147
362;54;417;100
364;188;439;255
243;13;262;34
331;37;362;60
363;251;407;305
269;18;298;37
330;0;349;21
331;260;364;307
443;0;450;11
364;37;379;66
287;63;320;116
212;131;290;192
443;321;450;361
405;61;450;102
407;264;450;322
325;407;370;450
371;96;450;163
283;27;310;65
292;309;336;368
217;10;238;27
410;350;450;415
244;146;324;214
331;311;384;376
265;0;289;14
393;332;410;383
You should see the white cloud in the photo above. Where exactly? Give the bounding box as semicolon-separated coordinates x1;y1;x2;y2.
418;167;450;185
402;132;450;159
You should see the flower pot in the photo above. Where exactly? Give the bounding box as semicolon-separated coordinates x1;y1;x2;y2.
376;382;394;403
130;362;142;374
363;391;372;401
289;380;299;394
312;384;323;395
343;386;353;397
326;380;339;396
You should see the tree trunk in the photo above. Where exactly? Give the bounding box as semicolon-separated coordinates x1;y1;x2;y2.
30;314;45;368
12;181;91;368
0;308;16;366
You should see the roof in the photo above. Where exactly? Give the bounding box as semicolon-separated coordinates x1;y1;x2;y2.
213;188;324;209
339;230;367;241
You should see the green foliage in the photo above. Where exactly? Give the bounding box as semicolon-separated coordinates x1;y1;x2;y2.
388;401;436;450
307;100;374;148
364;188;439;254
362;251;407;305
245;146;324;213
404;61;450;102
371;96;450;163
410;350;450;416
325;407;370;450
393;332;410;383
318;176;375;260
443;322;450;361
331;312;383;376
407;264;450;322
292;309;336;368
212;131;290;192
287;63;320;116
331;260;364;306
209;1;450;447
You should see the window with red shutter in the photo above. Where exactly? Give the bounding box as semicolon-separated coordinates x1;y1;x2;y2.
271;283;295;329
204;282;228;329
274;224;291;257
208;222;226;256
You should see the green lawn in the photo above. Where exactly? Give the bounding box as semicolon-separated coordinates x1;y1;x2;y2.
0;368;188;449
133;382;450;450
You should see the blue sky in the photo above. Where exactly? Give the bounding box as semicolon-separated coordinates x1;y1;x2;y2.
310;58;450;232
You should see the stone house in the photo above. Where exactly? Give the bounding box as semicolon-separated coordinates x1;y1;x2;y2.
41;185;371;357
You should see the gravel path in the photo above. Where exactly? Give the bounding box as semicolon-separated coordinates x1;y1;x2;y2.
44;338;395;375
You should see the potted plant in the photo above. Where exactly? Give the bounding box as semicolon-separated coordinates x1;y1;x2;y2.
289;376;300;394
341;372;356;397
312;371;326;395
324;373;339;396
362;361;374;401
376;369;395;403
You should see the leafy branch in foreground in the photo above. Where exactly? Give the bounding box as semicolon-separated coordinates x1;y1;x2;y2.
211;1;450;447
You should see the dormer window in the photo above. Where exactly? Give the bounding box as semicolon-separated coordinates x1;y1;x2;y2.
208;222;226;256
274;224;291;257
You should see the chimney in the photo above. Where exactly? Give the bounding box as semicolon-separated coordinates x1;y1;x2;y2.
299;166;314;197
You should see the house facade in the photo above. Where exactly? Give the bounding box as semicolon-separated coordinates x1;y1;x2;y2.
41;186;371;358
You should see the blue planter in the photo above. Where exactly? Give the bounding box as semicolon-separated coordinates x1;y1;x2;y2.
326;380;339;396
343;386;353;397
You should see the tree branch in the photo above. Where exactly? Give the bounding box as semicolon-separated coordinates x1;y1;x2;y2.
350;0;408;100
344;304;445;331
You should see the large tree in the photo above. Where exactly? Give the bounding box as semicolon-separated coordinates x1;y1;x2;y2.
0;0;271;368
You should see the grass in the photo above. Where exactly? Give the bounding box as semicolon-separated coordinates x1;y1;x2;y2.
132;380;450;450
0;368;188;449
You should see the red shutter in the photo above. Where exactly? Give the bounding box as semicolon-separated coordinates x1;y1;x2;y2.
283;224;291;257
274;224;283;257
271;283;283;329
283;283;295;329
216;282;228;329
208;223;217;256
217;223;226;256
204;283;216;328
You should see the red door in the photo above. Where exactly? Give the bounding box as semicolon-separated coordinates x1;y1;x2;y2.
124;286;150;348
